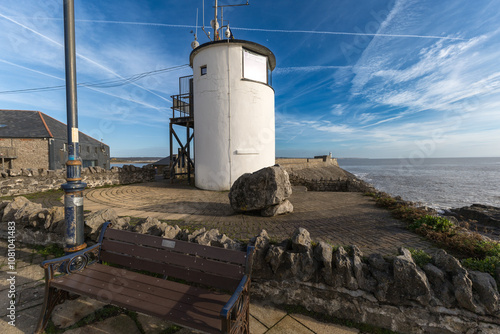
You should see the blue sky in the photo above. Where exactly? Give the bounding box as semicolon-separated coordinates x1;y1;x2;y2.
0;0;499;158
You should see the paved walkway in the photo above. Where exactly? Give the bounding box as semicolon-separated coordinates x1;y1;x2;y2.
83;180;434;256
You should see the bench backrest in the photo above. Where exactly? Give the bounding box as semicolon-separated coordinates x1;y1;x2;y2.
100;228;250;291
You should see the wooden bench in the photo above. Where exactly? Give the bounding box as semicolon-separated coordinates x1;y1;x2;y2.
35;222;255;334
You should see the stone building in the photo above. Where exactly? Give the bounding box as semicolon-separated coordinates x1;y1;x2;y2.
0;109;110;170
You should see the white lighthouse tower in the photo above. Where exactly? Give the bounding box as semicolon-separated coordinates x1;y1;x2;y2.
191;40;276;190
169;1;276;191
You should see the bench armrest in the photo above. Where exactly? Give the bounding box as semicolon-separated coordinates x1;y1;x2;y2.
40;222;111;279
40;243;101;276
220;275;249;319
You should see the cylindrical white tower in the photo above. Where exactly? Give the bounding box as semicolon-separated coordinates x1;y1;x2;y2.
190;40;276;191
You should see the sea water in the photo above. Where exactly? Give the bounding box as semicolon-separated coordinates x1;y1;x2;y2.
338;157;500;210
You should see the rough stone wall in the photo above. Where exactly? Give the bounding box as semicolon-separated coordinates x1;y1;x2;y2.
0;138;49;170
287;173;374;192
0;165;155;196
249;228;500;334
276;157;339;169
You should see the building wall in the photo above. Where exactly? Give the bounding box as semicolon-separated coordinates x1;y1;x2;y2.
0;138;49;170
48;139;110;170
0;137;109;171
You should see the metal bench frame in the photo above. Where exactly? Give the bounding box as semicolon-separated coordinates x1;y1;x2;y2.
35;222;255;334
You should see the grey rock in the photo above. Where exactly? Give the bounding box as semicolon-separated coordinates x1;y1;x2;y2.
284;251;315;281
332;246;358;290
251;230;271;271
291;227;312;253
163;225;181;239
2;197;32;222
44;207;64;231
266;245;286;273
13;200;43;226
469;270;499;314
3;229;63;246
314;241;334;283
84;208;118;241
0;200;9;215
114;217;131;230
194;228;220;246
433;249;465;275
368;253;390;272
313;241;333;263
389;247;431;306
8;169;21;176
367;253;393;301
228;166;292;213
451;204;500;227
423;263;456;307
188;228;206;242
352;245;372;291
453;271;478;313
191;228;240;249
261;199;294;217
134;217;162;235
222;235;239;250
215;233;241;250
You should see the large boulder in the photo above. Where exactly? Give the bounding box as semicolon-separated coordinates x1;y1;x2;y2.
228;166;293;216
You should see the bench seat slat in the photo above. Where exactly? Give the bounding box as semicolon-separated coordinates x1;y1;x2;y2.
51;264;226;334
82;264;230;306
101;250;241;291
101;239;244;279
104;229;246;265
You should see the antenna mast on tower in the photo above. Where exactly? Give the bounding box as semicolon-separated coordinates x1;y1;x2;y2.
197;0;249;46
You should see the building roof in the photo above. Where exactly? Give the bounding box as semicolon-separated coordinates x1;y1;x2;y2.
0;109;106;145
190;39;276;70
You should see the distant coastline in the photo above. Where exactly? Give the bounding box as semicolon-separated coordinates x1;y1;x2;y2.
111;157;161;164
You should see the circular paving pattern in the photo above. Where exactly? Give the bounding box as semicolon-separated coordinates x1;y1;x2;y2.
81;180;435;256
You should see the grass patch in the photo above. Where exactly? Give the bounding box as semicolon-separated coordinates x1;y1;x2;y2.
33;244;65;258
408;248;432;268
1;189;64;202
462;256;500;277
409;215;455;234
159;325;183;334
372;192;500;276
283;304;397;334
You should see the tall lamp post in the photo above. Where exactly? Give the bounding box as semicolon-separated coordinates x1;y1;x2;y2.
62;0;86;254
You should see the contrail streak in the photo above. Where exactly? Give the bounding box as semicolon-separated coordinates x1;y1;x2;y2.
11;17;467;41
0;58;167;110
0;58;62;80
232;27;466;41
0;12;171;104
275;65;353;74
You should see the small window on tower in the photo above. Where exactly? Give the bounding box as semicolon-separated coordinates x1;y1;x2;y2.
201;65;207;76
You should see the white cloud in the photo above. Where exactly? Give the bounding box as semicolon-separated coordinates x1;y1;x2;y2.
330;104;346;116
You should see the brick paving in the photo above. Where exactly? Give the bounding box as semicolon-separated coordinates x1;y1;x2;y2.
83;180;435;256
